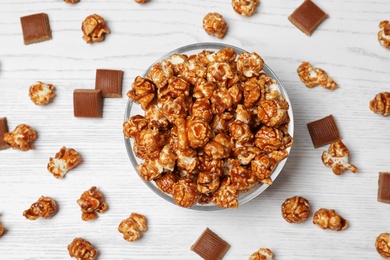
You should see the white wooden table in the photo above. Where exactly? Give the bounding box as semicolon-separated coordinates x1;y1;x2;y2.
1;0;390;259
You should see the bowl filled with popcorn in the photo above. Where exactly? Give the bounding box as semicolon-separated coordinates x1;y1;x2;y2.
123;42;294;210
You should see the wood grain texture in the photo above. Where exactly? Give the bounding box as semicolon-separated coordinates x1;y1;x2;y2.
0;0;390;259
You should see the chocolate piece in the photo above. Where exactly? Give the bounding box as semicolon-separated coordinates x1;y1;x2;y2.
191;228;230;260
378;172;390;204
288;0;328;36
95;69;124;98
307;115;340;148
0;117;10;150
73;89;103;118
20;13;52;45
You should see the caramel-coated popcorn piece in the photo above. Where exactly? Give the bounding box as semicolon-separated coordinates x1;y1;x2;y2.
370;92;390;116
212;177;239;208
313;208;348;231
0;223;5;237
135;0;147;3
281;196;311;224
77;186;108;221
47;146;82;179
297;62;338;90
203;12;228;39
155;171;177;194
257;99;290;128
68;237;98;260
64;0;80;3
118;213;148;242
82;14;109;44
3;124;36;151
378;20;390;49
232;0;260;16
376;233;390;259
23;196;57;220
322;140;358;175
29;81;55;106
248;248;274;260
237;52;264;78
172;179;201;208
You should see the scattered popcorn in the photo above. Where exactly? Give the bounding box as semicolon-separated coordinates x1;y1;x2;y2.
297;62;338;90
376;233;390;259
23;196;57;220
118;213;148;242
313;208;348;231
3;124;36;151
68;237;98;260
81;14;110;43
321;140;358;175
47;146;82;179
203;12;228;39
77;186;108;221
232;0;260;17
378;20;390;49
370;92;390;116
281;196;311;224
28;81;55;106
248;248;274;260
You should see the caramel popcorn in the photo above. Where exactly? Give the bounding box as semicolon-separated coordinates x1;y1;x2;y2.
376;233;390;259
3;124;36;151
322;140;358;175
0;224;4;237
47;146;82;179
118;213;148;242
281;196;311;224
297;62;338;90
135;0;147;3
28;81;55;106
68;237;98;260
313;208;348;231
232;0;260;16
203;12;228;39
23;196;57;220
378;20;390;49
64;0;80;3
370;92;390;116
248;248;274;260
125;47;293;208
77;186;108;221
81;14;110;44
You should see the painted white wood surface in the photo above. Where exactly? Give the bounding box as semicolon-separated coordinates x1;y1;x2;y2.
0;0;389;259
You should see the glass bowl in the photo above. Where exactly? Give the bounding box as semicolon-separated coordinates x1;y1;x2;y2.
124;42;294;211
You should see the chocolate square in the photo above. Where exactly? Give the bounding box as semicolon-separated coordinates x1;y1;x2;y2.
73;89;103;118
378;172;390;204
288;0;328;36
307;115;340;148
20;13;52;45
191;228;230;260
0;117;10;150
95;69;123;98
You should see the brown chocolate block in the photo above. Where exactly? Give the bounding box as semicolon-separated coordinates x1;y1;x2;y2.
20;13;52;45
95;69;123;98
0;117;10;150
191;228;230;260
73;89;103;118
378;172;390;204
307;114;340;148
288;0;328;36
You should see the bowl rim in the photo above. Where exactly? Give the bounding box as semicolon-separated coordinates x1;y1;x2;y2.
124;42;294;211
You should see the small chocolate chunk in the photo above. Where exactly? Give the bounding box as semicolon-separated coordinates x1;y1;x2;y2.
20;13;52;45
378;172;390;204
95;69;124;98
191;228;230;260
73;89;103;118
307;115;340;148
0;117;10;150
288;0;328;36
